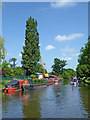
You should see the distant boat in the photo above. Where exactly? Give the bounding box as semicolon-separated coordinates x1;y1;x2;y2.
70;78;78;86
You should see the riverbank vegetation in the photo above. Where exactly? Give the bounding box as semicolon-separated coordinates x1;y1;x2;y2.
51;58;76;82
76;36;90;84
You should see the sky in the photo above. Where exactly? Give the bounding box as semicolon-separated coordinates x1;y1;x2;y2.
2;2;88;72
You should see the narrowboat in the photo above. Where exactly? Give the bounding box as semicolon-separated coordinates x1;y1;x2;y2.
54;78;59;84
21;78;47;91
5;80;24;93
46;78;54;86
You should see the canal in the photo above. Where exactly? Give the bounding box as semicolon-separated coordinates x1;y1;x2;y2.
2;81;90;118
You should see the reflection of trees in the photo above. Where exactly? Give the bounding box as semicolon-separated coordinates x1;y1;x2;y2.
62;79;70;85
79;82;90;118
2;91;22;113
52;83;66;106
22;90;41;118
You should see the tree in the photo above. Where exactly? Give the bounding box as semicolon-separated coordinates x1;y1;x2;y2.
2;60;13;76
51;58;67;76
9;58;17;68
0;36;6;65
61;68;76;80
21;16;40;75
2;60;24;76
13;67;24;76
76;37;90;81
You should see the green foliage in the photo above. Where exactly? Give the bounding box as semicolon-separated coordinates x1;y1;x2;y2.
48;72;53;75
13;67;24;76
30;74;36;79
36;63;43;73
2;60;13;76
2;60;24;76
61;68;76;80
21;16;40;75
9;58;17;68
76;37;90;81
0;36;6;65
0;80;10;89
51;58;67;76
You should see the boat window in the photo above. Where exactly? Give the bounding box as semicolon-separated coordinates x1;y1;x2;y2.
35;80;37;84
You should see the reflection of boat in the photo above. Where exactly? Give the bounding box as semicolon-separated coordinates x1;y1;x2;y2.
22;78;46;91
5;80;24;93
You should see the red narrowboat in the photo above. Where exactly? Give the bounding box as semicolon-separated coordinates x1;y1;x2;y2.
5;80;24;93
54;78;59;84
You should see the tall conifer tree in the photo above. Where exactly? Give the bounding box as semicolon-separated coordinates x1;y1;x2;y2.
21;17;40;75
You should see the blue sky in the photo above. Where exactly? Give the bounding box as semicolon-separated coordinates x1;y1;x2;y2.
2;2;88;72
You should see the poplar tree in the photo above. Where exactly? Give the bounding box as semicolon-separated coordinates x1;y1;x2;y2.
21;17;40;75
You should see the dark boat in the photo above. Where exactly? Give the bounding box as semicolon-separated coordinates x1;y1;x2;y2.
21;78;47;91
5;80;24;93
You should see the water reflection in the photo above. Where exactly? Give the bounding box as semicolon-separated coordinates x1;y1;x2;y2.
22;90;41;118
79;82;90;118
2;81;90;118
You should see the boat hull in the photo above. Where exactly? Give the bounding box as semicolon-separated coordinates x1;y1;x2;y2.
70;82;77;85
22;83;47;91
5;87;20;93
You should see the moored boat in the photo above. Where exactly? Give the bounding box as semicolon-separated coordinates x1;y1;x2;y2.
46;78;54;86
54;78;59;84
21;78;47;91
5;80;24;93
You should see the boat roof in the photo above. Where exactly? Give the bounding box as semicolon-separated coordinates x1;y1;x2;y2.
6;80;19;86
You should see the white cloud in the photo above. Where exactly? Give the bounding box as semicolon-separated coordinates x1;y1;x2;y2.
55;33;84;41
60;46;76;53
71;53;79;56
19;53;22;57
46;45;55;50
50;0;77;8
61;57;72;61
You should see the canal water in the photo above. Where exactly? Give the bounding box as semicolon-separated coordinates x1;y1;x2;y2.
2;81;90;118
